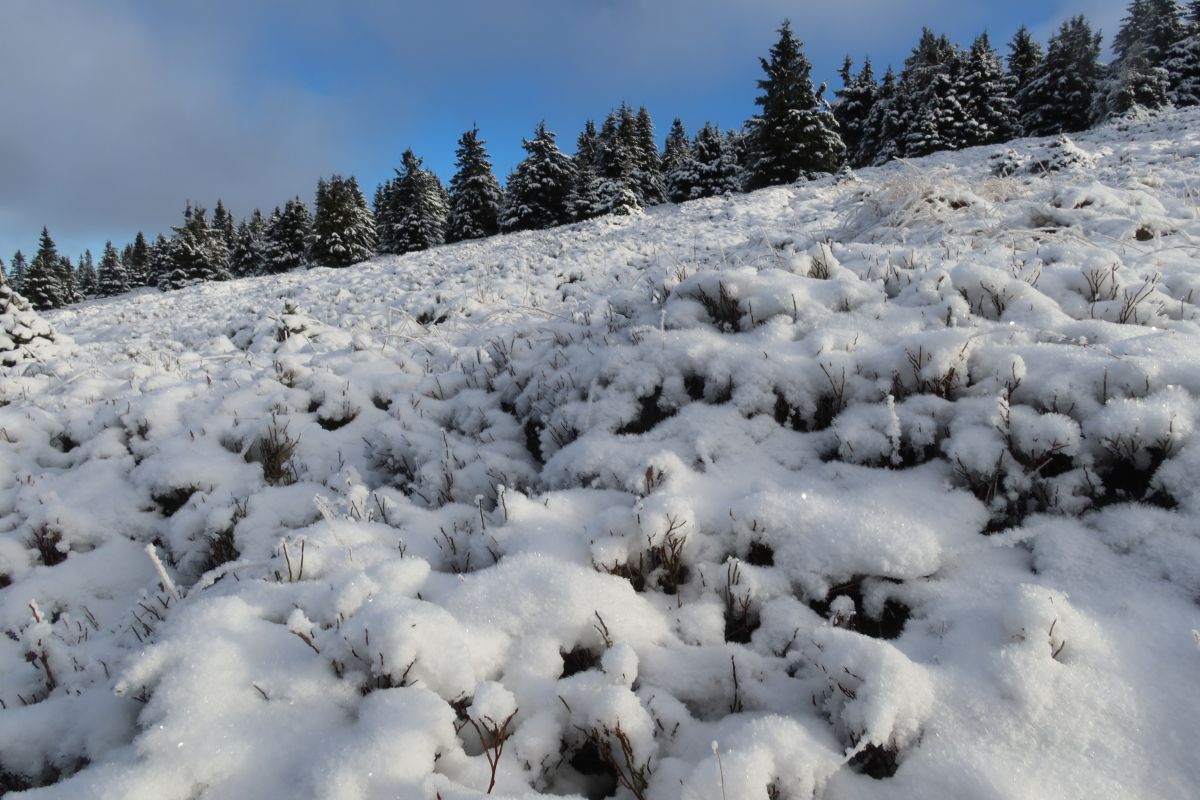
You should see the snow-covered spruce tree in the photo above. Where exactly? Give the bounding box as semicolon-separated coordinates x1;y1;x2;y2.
386;149;448;253
957;32;1020;148
1100;41;1172;118
1167;4;1200;105
147;234;172;288
447;127;503;242
634;106;666;206
745;20;844;189
662;118;696;203
1018;16;1105;136
1008;25;1045;99
0;270;57;368
1114;0;1186;68
96;241;130;297
900;29;967;157
23;228;65;311
162;205;232;288
57;256;81;304
212;199;237;263
309;174;377;267
76;249;96;297
123;232;151;287
691;122;742;199
594;111;642;217
567;121;602;222
229;210;267;277
500;122;576;232
7;251;27;294
373;181;399;254
855;65;903;165
834;57;877;167
262;198;312;274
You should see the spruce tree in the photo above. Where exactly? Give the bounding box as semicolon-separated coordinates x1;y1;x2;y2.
499;123;577;231
834;57;877;167
57;256;81;304
662;118;697;203
900;30;967;157
77;250;96;297
691;123;742;199
856;65;904;165
1167;5;1200;105
262;198;312;273
594;111;642;217
1019;16;1105;136
745;21;844;189
957;32;1020;147
384;149;449;253
123;232;151;287
24;228;64;311
447;127;503;242
633;107;666;205
165;205;233;287
147;234;173;288
309;175;377;267
8;252;27;294
230;210;267;277
212;199;237;260
567;121;602;221
1101;42;1172;117
96;241;130;297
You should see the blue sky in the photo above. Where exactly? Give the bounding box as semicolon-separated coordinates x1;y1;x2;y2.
0;0;1125;263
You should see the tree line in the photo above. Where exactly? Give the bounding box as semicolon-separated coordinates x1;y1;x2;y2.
4;0;1198;311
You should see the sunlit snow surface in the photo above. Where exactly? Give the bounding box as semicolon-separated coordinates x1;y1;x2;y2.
3;110;1200;799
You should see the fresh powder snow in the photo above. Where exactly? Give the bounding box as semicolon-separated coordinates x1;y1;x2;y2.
2;110;1200;799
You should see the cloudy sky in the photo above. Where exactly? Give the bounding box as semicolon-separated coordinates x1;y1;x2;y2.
0;0;1124;262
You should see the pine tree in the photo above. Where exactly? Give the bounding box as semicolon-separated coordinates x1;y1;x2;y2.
309;175;377;267
1114;0;1186;66
447;127;503;242
500;122;577;231
1008;26;1045;98
383;150;448;253
957;32;1020;147
57;256;81;304
856;66;904;165
745;21;844;189
77;250;97;296
1101;42;1172;117
262;198;312;273
1;269;57;368
96;241;130;297
230;211;267;277
23;228;64;311
8;252;27;294
662;118;697;203
900;30;967;156
834;57;877;166
691;123;742;198
1167;5;1200;105
1019;16;1105;135
567;121;602;221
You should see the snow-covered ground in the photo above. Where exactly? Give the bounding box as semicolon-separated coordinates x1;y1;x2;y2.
4;110;1200;800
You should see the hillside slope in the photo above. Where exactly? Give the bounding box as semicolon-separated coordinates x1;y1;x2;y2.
3;110;1200;799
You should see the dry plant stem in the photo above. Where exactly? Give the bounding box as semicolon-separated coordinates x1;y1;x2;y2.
466;709;518;794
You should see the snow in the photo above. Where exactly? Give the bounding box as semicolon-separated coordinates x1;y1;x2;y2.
3;109;1200;799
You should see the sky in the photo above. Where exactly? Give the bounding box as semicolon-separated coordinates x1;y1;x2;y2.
0;0;1126;263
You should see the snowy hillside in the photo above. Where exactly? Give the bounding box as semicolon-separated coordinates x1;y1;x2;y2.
4;110;1200;800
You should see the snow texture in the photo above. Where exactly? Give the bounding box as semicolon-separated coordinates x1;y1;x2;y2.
3;110;1200;800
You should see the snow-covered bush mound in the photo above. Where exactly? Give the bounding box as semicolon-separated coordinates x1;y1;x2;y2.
0;280;65;373
3;110;1200;799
